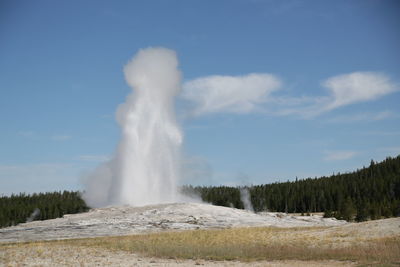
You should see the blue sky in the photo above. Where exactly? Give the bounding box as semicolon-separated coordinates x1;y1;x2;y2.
1;0;399;195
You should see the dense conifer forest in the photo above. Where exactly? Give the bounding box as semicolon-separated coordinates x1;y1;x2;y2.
0;191;88;228
183;155;400;222
1;155;399;228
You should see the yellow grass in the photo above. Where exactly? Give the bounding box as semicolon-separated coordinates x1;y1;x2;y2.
3;226;398;265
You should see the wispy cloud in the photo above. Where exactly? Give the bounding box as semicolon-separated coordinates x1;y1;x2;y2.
327;111;396;123
378;146;400;155
271;96;328;118
78;154;110;162
0;163;77;195
0;163;70;172
363;131;400;136
323;150;357;161
182;71;398;119
18;131;35;138
51;135;72;141
322;72;397;111
277;72;398;118
182;73;282;116
323;72;396;110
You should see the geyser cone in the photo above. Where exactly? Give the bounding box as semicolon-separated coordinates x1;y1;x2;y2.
83;47;183;207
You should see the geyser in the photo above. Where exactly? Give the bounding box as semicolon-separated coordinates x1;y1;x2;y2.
83;47;183;207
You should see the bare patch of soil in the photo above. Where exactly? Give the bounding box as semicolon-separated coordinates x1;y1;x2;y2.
0;243;357;266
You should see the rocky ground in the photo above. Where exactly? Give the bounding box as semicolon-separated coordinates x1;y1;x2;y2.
1;203;399;266
0;202;346;243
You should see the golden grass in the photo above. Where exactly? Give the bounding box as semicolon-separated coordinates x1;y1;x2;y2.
2;227;399;265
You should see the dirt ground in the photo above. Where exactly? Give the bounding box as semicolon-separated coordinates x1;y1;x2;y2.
0;243;357;267
0;204;399;266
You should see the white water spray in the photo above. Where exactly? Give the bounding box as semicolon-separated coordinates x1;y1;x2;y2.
83;47;183;207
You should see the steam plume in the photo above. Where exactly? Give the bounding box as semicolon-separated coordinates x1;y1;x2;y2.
26;208;40;222
239;187;254;212
84;47;183;207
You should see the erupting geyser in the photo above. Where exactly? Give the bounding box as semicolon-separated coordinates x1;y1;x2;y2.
83;47;183;207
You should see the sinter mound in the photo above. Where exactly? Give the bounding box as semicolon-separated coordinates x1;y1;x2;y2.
0;202;346;243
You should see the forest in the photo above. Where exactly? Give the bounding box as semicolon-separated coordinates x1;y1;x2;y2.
184;155;400;222
0;155;399;228
0;191;88;228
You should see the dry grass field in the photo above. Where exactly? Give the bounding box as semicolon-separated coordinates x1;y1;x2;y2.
1;218;399;266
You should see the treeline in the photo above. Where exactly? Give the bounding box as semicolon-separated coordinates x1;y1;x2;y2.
183;155;400;222
0;191;89;228
1;156;399;228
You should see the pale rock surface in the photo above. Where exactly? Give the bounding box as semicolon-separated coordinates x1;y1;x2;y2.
0;202;346;243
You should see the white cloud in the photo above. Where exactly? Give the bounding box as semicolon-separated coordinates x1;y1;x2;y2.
271;72;397;118
323;72;397;111
182;71;397;119
51;135;72;141
78;154;110;162
182;73;281;115
323;150;357;161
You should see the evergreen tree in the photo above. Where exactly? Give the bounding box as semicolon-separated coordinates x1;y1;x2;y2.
0;191;89;228
182;155;400;222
